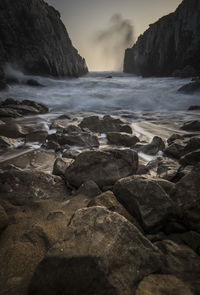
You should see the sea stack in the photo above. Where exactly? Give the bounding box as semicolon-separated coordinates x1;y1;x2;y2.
0;0;88;83
123;0;200;77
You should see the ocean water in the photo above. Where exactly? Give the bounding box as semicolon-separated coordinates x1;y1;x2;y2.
1;71;200;114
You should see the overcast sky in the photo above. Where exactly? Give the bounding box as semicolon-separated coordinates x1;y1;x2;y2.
46;0;182;71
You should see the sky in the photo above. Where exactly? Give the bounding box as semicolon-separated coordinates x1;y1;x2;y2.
46;0;182;71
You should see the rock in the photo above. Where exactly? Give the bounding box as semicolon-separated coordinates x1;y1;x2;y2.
76;180;101;198
180;121;200;131
140;136;165;155
106;75;112;78
28;206;161;295
124;0;200;77
63;125;82;134
62;148;80;159
0;107;22;118
47;210;65;221
167;231;200;255
164;140;185;159
21;100;48;114
26;79;44;87
136;274;193;295
0;66;6;90
107;132;139;147
171;165;200;231
173;65;198;78
52;158;71;177
0;169;69;205
155;240;200;294
45;140;61;152
58;132;99;147
167;134;183;145
180;149;200;166
157;158;181;181
79;115;131;133
0;205;8;233
188;105;200;111
88;191;142;230
0;0;88;77
0;136;21;148
178;81;200;93
113;175;173;233
65;149;138;188
25;131;48;143
0;122;26;138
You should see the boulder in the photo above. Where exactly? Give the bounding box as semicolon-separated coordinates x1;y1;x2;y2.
180;149;200;166
25;131;48;143
178;81;200;93
52;158;72;177
107;132;139;147
65;149;138;188
0;169;69;205
188;105;200;111
62;148;80;159
28;206;161;295
88;191;142;230
63;125;82;134
0;136;21;148
76;180;101;198
136;274;193;295
58;132;99;147
157;158;181;181
26;79;44;87
0;205;8;233
114;175;173;233
180;121;200;132
164;140;185;159
140;136;165;155
79;115;132;133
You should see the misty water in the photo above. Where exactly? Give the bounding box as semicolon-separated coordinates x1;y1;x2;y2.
1;71;200;115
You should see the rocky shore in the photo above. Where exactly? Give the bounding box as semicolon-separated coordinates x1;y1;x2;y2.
0;97;200;295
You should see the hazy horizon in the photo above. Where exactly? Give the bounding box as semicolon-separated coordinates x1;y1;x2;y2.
46;0;182;71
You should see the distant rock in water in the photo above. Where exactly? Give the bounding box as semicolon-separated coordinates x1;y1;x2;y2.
124;0;200;77
0;0;88;82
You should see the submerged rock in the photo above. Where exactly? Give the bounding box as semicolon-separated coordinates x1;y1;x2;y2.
139;136;165;155
180;121;200;132
178;81;200;93
65;149;138;188
0;0;88;77
28;206;161;295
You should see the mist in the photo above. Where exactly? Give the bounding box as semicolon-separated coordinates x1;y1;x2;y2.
92;14;134;71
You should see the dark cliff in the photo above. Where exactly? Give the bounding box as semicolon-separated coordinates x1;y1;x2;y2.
124;0;200;77
0;0;88;86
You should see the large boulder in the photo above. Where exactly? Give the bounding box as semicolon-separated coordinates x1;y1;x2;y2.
107;132;139;147
139;136;165;155
28;206;162;295
0;0;87;77
114;175;173;233
180;121;200;132
65;149;138;188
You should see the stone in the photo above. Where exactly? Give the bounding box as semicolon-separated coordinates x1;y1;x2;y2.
140;136;165;155
26;79;44;87
25;131;48;143
180;121;200;132
63;125;82;134
157;158;181;181
62;148;80;159
167;134;183;145
76;180;101;198
0;122;26;138
164;140;185;159
0;169;69;205
114;175;173;233
58;132;99;147
79;115;131;133
178;81;200;93
167;231;200;255
0;0;88;77
0;205;8;233
28;206;161;295
45;140;61;152
107;132;139;147
88;191;142;230
180;149;200;166
65;149;138;188
136;274;193;295
188;105;200;111
52;158;71;177
0;136;21;148
124;0;200;77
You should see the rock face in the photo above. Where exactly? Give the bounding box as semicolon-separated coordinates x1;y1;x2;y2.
124;0;200;77
0;0;88;78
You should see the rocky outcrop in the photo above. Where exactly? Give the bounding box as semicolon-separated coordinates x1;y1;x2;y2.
124;0;200;77
0;0;88;79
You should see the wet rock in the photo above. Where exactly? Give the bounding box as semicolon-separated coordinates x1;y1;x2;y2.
76;180;101;198
1;99;48;116
88;191;142;230
167;134;183;145
164;140;185;159
26;79;44;87
0;136;21;148
0;169;69;205
47;210;65;221
28;206;161;295
157;158;181;181
62;148;80;159
65;149;138;188
63;125;82;134
0;107;22;118
114;175;173;233
0;66;6;90
173;65;197;78
178;81;200;93
180;149;200;166
107;132;139;147
136;274;193;295
58;132;99;148
79;115;131;133
180;121;200;132
188;105;200;111
120;125;132;134
45;140;61;152
167;231;200;255
0;122;26;138
0;205;8;233
25;131;48;143
155;240;200;294
53;158;71;177
140;136;165;155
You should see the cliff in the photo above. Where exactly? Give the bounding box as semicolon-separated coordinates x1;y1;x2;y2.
0;0;88;84
124;0;200;77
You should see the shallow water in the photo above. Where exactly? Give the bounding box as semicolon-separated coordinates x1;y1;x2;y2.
1;71;200;114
